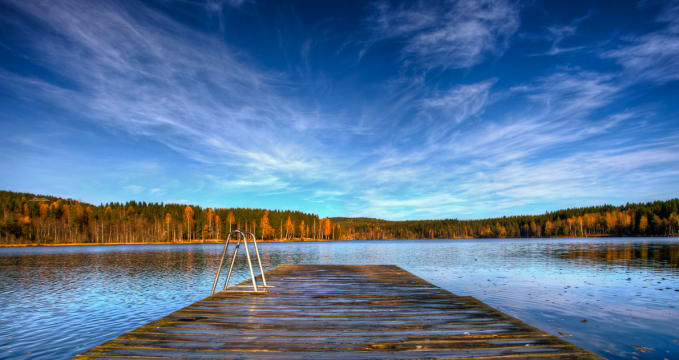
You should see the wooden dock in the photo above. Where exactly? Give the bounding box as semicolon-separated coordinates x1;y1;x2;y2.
76;264;603;359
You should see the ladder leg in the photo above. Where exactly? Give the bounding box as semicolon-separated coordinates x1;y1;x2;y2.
210;234;232;295
250;233;267;287
224;237;241;289
242;234;259;291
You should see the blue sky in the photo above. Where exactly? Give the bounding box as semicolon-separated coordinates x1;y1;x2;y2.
0;0;678;220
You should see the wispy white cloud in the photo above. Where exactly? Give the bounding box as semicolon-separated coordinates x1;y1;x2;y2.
422;80;495;124
602;2;679;83
350;136;679;220
204;174;291;193
342;67;678;219
527;13;590;56
2;0;334;192
304;189;347;203
355;191;468;219
365;0;520;69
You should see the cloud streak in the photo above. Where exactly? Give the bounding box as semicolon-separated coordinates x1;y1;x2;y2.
602;2;679;83
422;80;495;124
2;0;330;179
366;0;520;69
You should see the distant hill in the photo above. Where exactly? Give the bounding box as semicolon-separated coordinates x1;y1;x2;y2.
330;217;392;225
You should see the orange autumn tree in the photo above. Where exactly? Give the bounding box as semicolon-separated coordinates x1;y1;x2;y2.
215;214;221;239
320;218;332;239
165;213;172;241
285;216;294;240
206;208;214;239
260;211;275;239
299;219;306;239
184;206;194;241
227;211;235;233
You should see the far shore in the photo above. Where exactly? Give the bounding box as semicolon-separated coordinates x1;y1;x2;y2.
0;237;340;248
0;233;670;248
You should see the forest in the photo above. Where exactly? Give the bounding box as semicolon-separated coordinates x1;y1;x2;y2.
332;198;679;240
0;190;332;244
1;190;678;245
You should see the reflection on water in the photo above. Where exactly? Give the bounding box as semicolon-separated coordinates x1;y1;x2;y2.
0;238;678;359
552;241;679;270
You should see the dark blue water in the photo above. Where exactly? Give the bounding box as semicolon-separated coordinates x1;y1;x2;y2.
1;238;678;359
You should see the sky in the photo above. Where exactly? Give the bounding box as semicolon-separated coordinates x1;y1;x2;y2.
0;0;678;220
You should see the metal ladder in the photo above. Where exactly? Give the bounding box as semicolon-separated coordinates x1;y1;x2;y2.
210;230;270;295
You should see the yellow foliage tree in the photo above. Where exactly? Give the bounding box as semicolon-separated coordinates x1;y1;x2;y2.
227;211;235;233
260;211;275;239
206;208;214;238
321;218;332;239
215;214;221;239
165;213;172;241
299;219;306;239
184;206;194;241
39;203;48;218
639;215;648;233
285;216;294;240
544;220;553;236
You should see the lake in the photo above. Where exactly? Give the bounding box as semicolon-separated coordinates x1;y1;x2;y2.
1;238;678;359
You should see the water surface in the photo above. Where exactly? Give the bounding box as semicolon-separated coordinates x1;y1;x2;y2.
1;238;678;359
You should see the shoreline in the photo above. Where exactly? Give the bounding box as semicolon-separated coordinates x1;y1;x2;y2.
0;237;336;248
1;234;676;248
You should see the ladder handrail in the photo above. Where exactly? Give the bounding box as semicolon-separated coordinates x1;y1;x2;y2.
242;231;267;287
241;232;259;291
223;232;243;291
211;230;234;295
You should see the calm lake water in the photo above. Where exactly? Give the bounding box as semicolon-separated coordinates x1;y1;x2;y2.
1;238;678;359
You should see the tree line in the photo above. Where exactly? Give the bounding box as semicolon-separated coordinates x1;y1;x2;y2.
0;191;338;244
332;199;679;240
1;190;677;244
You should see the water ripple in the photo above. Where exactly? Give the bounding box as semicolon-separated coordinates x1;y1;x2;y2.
1;238;678;359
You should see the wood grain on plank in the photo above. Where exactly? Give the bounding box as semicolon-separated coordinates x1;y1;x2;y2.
75;264;604;359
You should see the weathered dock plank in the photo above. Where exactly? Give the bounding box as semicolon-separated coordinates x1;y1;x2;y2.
75;264;604;359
